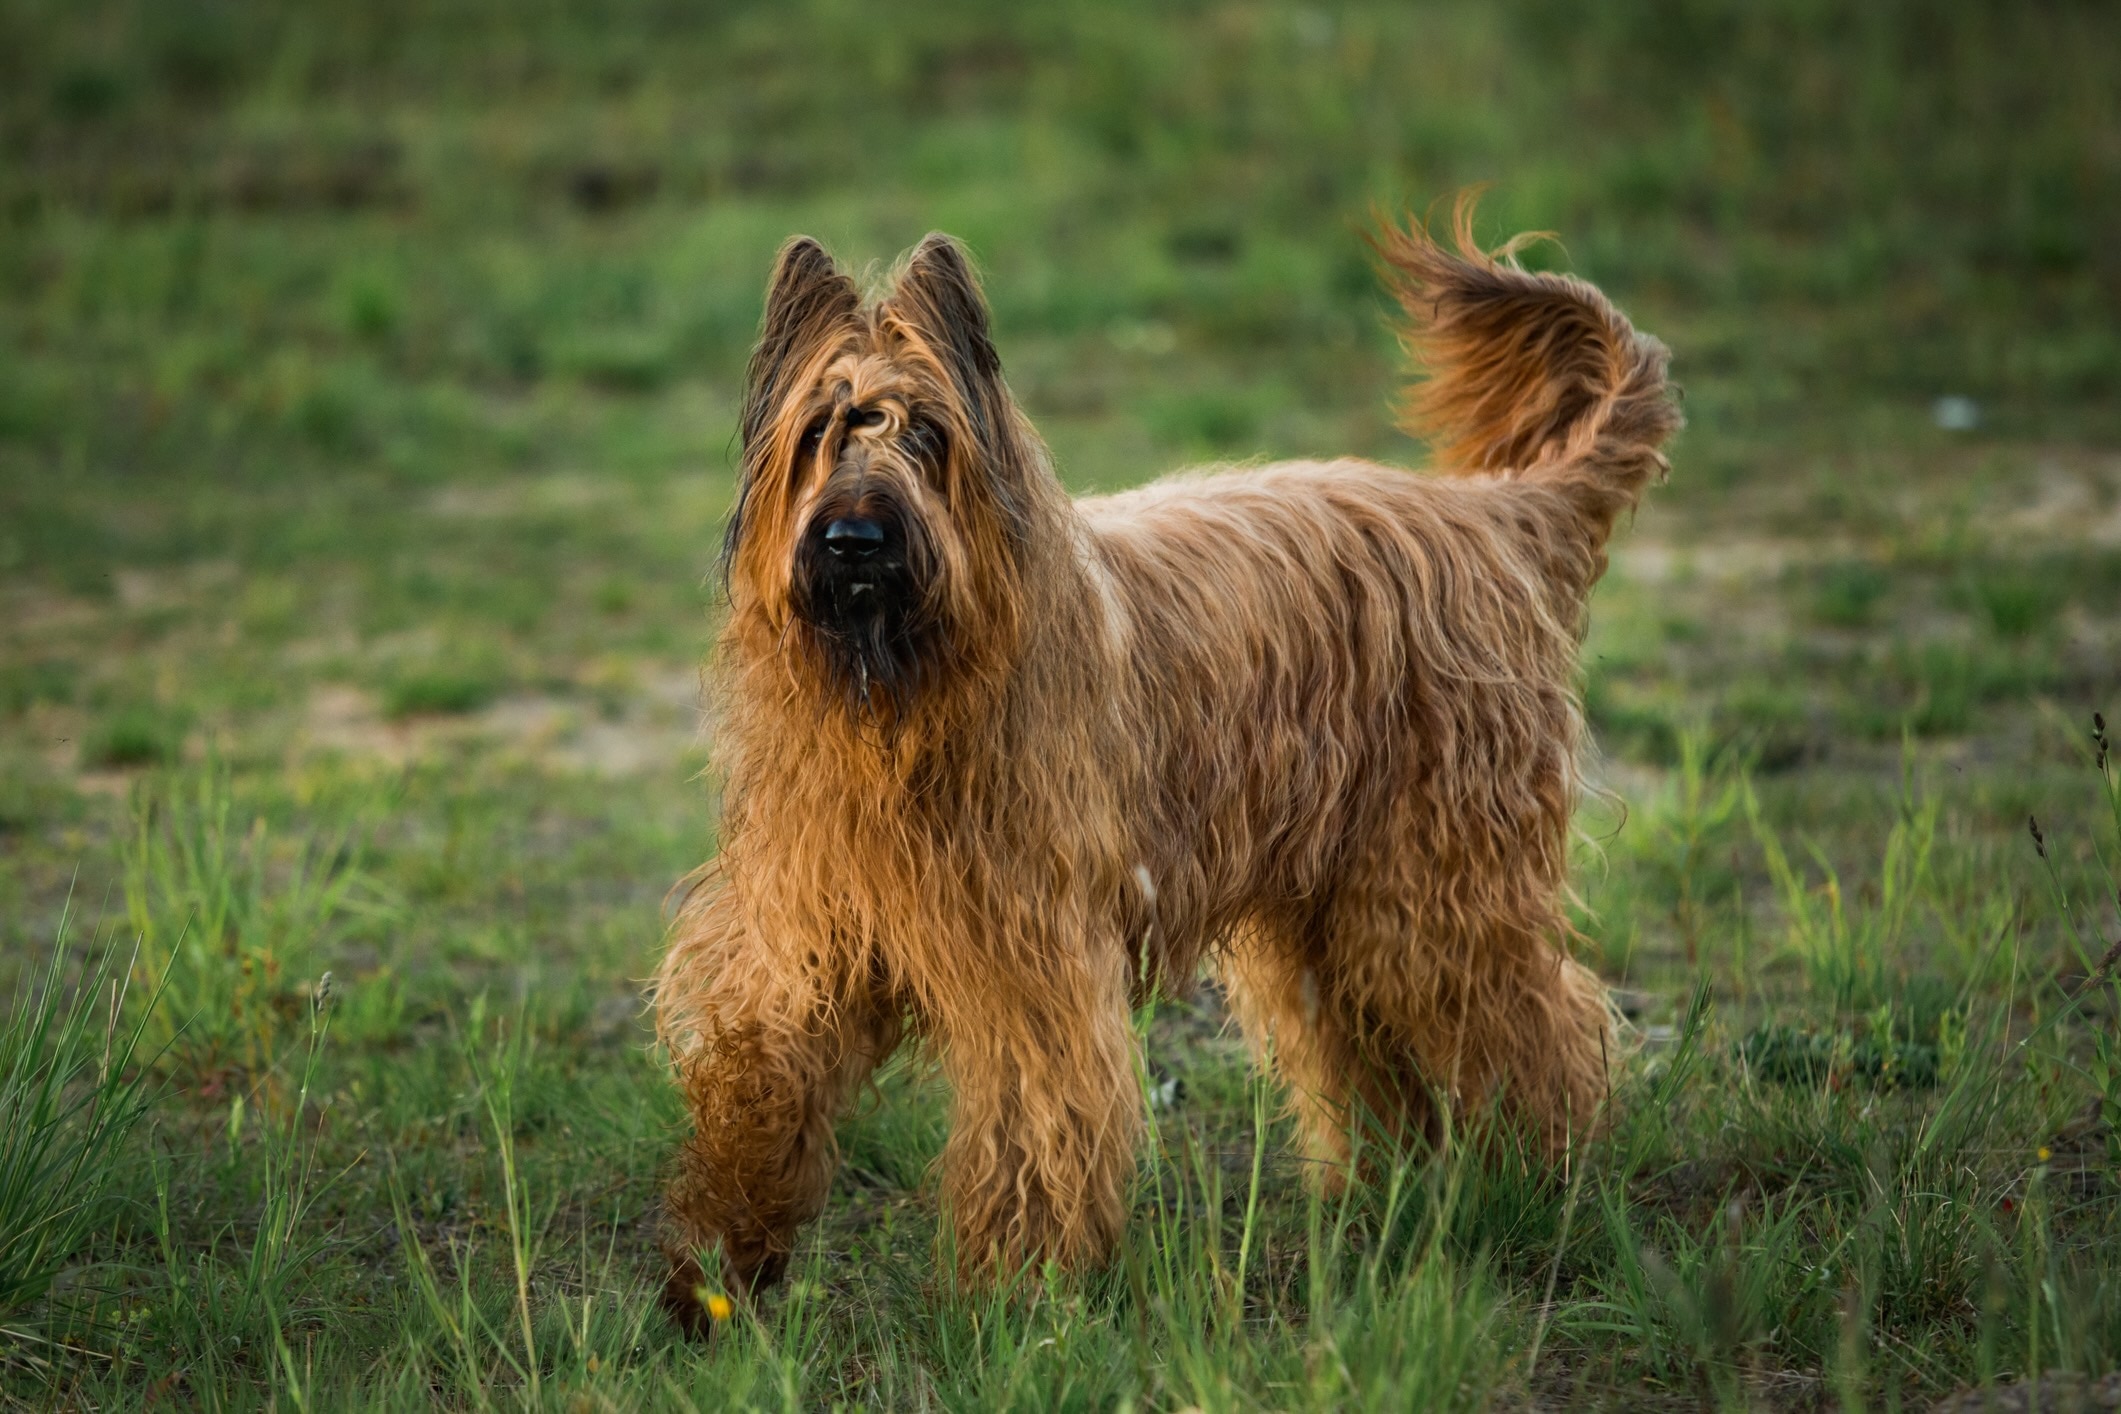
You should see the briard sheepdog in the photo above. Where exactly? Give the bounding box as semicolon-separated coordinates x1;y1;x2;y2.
655;199;1679;1331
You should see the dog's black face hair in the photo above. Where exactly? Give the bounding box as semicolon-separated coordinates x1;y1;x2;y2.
727;232;1037;726
786;416;951;721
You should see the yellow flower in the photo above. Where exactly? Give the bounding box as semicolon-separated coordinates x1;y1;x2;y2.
700;1290;734;1322
2037;1146;2052;1163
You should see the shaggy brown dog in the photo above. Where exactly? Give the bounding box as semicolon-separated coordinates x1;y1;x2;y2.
654;199;1678;1332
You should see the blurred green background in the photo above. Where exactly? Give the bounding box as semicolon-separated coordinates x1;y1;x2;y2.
7;0;2119;894
3;2;2120;1406
4;0;2117;807
5;0;2117;543
5;0;2120;1106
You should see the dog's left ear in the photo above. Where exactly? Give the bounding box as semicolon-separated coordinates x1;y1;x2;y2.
892;235;1032;539
895;233;1003;395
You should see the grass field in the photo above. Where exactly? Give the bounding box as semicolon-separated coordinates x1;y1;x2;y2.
3;0;2119;1407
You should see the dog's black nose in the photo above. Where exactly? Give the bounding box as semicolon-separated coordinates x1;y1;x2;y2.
824;517;886;560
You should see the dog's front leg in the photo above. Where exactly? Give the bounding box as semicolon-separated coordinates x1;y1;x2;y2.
654;885;898;1336
931;943;1141;1284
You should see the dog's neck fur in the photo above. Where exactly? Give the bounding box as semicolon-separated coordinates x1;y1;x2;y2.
713;434;1147;998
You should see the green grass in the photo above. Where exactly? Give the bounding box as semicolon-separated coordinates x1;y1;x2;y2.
3;0;2119;1406
80;705;184;770
1;915;159;1350
381;663;507;719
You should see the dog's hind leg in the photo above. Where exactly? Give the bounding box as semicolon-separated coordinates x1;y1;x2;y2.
929;935;1142;1284
1221;912;1440;1190
1313;826;1615;1162
653;884;900;1335
1356;921;1612;1162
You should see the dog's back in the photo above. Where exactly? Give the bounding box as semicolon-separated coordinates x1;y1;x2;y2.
1077;207;1679;972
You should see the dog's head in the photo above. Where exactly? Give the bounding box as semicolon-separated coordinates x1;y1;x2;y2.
722;234;1040;723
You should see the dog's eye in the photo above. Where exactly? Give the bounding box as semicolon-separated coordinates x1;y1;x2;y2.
905;415;948;464
797;414;829;458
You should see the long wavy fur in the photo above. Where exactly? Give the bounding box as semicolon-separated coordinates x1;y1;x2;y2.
653;201;1680;1332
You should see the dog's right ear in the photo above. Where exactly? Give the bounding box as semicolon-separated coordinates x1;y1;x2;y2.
725;239;859;589
740;238;859;452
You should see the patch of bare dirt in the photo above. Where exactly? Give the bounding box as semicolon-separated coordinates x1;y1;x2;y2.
297;665;706;777
1933;1371;2121;1414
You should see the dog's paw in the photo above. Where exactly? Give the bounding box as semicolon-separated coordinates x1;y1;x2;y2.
659;1254;735;1340
659;1243;786;1339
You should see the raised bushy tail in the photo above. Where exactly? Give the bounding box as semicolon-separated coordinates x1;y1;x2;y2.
1374;196;1680;546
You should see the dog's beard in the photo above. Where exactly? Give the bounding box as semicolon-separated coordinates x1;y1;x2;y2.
788;514;948;725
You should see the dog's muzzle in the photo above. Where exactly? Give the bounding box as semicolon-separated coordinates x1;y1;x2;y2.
789;483;943;715
795;502;917;634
